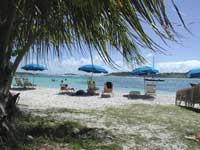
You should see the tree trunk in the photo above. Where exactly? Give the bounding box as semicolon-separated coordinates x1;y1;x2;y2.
0;61;12;115
0;61;17;145
0;1;22;145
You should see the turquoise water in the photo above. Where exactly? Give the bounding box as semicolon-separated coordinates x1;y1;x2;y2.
13;74;200;95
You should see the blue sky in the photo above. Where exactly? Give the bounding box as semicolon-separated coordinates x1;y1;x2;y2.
18;0;200;74
154;0;200;62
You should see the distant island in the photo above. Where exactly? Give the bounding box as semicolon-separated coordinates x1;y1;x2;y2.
107;72;187;78
16;72;79;77
16;71;197;78
15;72;34;76
64;73;77;76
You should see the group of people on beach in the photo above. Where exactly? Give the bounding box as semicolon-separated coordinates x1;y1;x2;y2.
59;79;113;97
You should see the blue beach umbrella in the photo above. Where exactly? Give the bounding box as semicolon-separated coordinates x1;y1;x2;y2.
21;64;47;84
132;66;159;76
132;66;159;91
186;68;200;78
78;64;108;74
21;64;47;71
78;64;108;82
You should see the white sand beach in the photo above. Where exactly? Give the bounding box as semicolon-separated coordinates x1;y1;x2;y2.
15;87;176;110
13;87;198;150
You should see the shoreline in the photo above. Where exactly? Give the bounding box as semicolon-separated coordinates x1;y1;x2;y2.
13;74;200;96
14;87;176;110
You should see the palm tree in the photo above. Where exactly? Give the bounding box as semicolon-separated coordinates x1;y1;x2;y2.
0;0;185;143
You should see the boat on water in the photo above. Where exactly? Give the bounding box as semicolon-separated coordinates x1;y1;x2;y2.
144;78;165;82
143;55;165;82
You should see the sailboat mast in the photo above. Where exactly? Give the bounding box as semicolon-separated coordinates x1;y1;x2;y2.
152;55;155;68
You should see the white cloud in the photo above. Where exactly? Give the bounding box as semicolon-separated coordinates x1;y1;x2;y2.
17;55;130;75
17;56;200;74
156;60;200;73
44;54;139;74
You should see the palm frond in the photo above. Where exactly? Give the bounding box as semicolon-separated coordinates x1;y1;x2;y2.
0;0;186;67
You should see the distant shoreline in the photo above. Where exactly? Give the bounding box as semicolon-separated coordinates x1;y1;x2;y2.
106;72;189;78
16;71;200;79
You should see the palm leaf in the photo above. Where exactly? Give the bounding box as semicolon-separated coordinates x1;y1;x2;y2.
0;0;186;68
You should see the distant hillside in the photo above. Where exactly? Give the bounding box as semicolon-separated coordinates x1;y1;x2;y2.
154;73;186;78
107;72;132;76
15;72;34;76
15;72;48;77
108;72;187;78
64;73;77;76
16;71;189;78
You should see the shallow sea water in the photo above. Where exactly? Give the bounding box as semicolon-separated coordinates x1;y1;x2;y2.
13;74;200;95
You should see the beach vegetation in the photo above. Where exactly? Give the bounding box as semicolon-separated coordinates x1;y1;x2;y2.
0;0;186;146
103;104;200;150
0;113;121;150
3;104;200;149
8;104;200;149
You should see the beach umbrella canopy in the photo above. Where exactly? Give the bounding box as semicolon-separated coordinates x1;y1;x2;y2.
132;66;159;92
78;64;108;74
21;64;47;85
21;64;47;71
186;68;200;78
132;66;159;76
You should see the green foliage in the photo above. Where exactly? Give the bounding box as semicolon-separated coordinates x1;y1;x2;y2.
0;0;185;66
103;104;200;149
0;114;121;150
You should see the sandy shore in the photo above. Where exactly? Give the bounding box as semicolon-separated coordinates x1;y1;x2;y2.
14;87;176;110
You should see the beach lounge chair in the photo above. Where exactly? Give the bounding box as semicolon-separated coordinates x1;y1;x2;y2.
59;79;75;94
87;80;99;96
23;78;36;88
101;82;113;98
123;91;154;100
125;91;141;99
60;83;75;94
145;84;156;96
14;78;24;87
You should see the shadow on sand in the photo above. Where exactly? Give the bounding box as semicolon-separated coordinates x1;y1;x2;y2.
123;94;155;101
11;87;36;91
178;105;200;113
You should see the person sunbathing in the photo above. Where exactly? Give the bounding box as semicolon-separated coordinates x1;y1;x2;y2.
103;82;113;93
60;80;75;93
87;80;100;96
101;82;113;98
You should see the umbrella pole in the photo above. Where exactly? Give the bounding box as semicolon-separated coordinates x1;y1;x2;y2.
33;71;35;85
89;47;94;81
144;76;146;94
91;72;93;80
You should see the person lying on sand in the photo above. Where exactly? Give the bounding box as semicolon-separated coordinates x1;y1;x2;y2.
60;80;75;93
